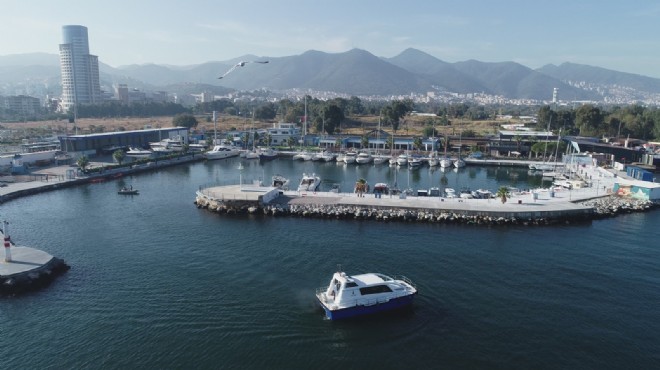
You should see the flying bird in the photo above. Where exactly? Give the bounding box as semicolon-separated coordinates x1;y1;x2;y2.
218;60;269;79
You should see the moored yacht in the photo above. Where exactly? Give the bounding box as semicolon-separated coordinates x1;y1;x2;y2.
316;270;417;320
125;147;153;159
204;144;240;160
297;173;321;192
355;152;373;164
396;154;408;166
343;151;357;164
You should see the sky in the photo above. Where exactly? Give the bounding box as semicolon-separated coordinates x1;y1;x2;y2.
2;0;660;78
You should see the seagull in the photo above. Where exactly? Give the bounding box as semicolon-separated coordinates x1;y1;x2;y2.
218;60;269;79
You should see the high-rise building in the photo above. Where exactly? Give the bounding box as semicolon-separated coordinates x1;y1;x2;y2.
59;25;101;114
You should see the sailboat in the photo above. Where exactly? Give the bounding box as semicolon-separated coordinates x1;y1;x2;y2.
372;118;388;164
453;129;466;168
440;132;452;168
293;96;312;161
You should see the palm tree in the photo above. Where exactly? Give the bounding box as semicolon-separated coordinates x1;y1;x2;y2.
112;149;125;165
77;155;90;172
496;186;509;204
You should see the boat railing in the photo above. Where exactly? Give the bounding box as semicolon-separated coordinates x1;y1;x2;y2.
394;275;415;289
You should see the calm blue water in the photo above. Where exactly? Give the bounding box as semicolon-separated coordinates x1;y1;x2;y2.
1;159;659;369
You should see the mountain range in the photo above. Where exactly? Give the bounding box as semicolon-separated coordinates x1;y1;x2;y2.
2;48;660;103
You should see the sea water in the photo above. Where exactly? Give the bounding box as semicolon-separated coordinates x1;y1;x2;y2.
0;159;658;368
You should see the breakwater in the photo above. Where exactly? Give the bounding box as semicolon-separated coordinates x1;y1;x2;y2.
195;195;598;226
0;254;69;296
579;196;659;217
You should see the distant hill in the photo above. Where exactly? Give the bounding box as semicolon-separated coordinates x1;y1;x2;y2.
2;49;660;102
537;62;660;92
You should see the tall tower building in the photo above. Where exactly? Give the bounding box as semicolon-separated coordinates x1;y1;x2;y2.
59;25;101;114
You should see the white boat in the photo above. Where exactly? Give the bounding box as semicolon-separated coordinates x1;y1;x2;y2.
125;147;153;159
396;154;408;166
293;151;312;161
453;158;466;168
320;151;336;162
204;144;240;160
472;189;494;199
355;152;373;164
529;163;555;171
440;158;453;168
188;143;207;152
459;189;474;199
271;175;289;190
316;270;417;320
428;152;439;167
445;188;456;198
409;157;422;168
373;155;388;165
297;173;321;192
244;150;260;160
343;151;357;164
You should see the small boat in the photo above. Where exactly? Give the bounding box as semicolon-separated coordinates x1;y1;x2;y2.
320;151;336;162
445;188;456;198
472;189;494;199
372;155;388;165
244;150;260;160
271;175;290;190
297;173;321;192
396;154;408;166
427;152;439;167
355;152;373;164
118;186;139;195
316;270;417;320
453;158;466;168
429;187;441;197
259;147;279;161
293;151;312;161
373;183;389;195
343;151;357;164
439;157;453;168
409;157;422;168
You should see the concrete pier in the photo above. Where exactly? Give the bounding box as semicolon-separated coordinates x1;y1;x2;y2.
0;233;69;296
194;164;658;225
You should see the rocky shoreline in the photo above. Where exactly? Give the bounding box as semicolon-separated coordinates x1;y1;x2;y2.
195;195;658;226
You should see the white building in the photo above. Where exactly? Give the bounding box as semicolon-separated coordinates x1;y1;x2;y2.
59;25;101;113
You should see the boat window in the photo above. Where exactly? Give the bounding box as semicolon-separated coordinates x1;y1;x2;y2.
345;282;358;288
359;285;393;295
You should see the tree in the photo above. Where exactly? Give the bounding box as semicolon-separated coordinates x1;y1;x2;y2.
113;150;125;165
172;113;198;130
496;186;509;204
575;104;602;136
386;136;394;150
360;135;369;149
323;104;343;135
77;155;90;172
287;136;296;149
413;137;423;151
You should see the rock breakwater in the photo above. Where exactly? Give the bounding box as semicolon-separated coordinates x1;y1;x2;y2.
578;196;659;218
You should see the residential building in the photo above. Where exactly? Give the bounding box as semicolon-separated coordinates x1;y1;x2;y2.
59;25;101;113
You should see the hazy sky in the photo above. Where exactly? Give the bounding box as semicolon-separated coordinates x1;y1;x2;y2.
2;0;660;77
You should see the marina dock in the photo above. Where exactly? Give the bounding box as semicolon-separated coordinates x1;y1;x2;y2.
195;163;657;224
